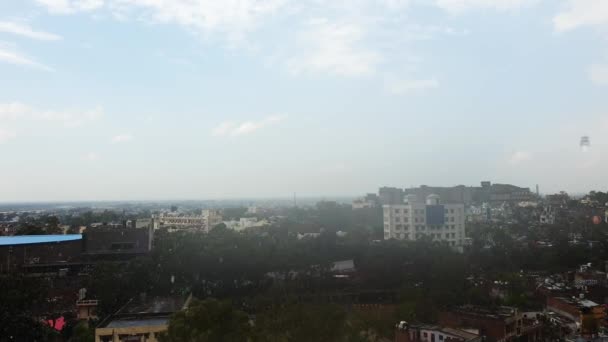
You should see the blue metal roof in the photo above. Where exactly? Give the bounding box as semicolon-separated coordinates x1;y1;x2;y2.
0;234;82;246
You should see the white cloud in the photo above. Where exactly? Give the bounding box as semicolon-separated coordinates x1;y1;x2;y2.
0;44;54;71
111;133;134;143
0;22;62;41
212;121;237;137
36;0;104;14
287;18;381;77
30;0;455;81
588;64;608;85
0;102;103;127
553;0;608;32
83;152;100;161
212;115;286;137
0;129;16;143
508;151;533;165
435;0;539;13
385;77;439;94
41;0;286;40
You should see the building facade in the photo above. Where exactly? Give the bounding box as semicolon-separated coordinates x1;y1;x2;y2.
438;306;543;342
383;194;466;247
156;209;223;232
379;187;405;205
95;295;191;342
395;322;481;342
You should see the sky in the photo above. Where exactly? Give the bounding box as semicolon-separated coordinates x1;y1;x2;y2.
0;0;607;201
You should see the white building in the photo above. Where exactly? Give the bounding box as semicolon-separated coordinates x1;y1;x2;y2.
156;209;223;233
383;194;466;247
540;206;555;225
223;217;269;232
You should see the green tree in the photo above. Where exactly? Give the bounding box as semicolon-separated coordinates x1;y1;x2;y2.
16;223;45;235
0;275;57;341
254;303;352;342
69;321;95;342
159;299;252;342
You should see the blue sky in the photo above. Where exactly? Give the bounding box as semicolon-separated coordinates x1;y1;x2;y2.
0;0;607;201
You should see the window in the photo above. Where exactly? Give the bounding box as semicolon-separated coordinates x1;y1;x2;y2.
423;332;427;338
450;209;454;214
439;335;444;341
450;217;455;222
404;209;409;214
395;209;400;213
396;217;400;222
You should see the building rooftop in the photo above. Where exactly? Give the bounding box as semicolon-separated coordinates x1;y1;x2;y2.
398;323;479;342
449;305;518;319
106;318;169;329
441;327;480;341
0;234;82;246
553;297;601;308
98;295;191;329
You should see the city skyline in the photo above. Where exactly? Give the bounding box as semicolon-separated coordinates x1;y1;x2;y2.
1;1;607;201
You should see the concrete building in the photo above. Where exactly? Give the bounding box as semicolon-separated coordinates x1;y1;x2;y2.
352;193;380;209
223;217;269;232
546;296;605;335
379;187;404;205
156;209;223;232
540;206;556;225
95;295;191;342
0;235;83;274
83;226;153;256
383;194;466;247
438;306;543;342
76;299;99;321
404;185;474;205
395;322;482;342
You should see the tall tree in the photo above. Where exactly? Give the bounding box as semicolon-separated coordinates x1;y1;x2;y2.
159;299;252;342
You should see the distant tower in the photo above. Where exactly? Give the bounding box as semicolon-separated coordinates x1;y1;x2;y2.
580;136;590;152
536;184;540;197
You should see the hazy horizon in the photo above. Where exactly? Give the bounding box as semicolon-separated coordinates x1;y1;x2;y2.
1;1;607;201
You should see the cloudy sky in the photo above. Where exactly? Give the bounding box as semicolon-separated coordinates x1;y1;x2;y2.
0;0;607;201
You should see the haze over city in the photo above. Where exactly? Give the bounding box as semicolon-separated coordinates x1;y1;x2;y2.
1;0;607;201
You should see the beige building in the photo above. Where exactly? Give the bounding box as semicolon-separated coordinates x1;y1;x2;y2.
383;194;466;247
157;209;222;232
95;295;191;342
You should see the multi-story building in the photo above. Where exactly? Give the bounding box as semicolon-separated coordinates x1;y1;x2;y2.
156;209;223;232
383;194;466;247
438;306;543;342
396;182;533;205
546;296;605;335
352;193;380;209
379;187;404;205
95;294;192;342
395;322;482;342
540;206;556;225
223;217;270;232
